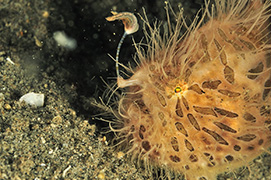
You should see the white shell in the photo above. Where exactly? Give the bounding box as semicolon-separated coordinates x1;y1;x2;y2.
19;92;44;107
53;31;77;50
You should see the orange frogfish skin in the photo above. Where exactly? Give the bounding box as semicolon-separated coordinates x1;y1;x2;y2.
107;0;271;179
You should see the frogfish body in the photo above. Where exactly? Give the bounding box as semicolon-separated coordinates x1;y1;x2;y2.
111;0;271;179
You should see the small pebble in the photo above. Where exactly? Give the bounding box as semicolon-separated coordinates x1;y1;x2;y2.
4;104;11;110
52;115;62;124
0;93;4;100
97;171;105;180
117;151;125;159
